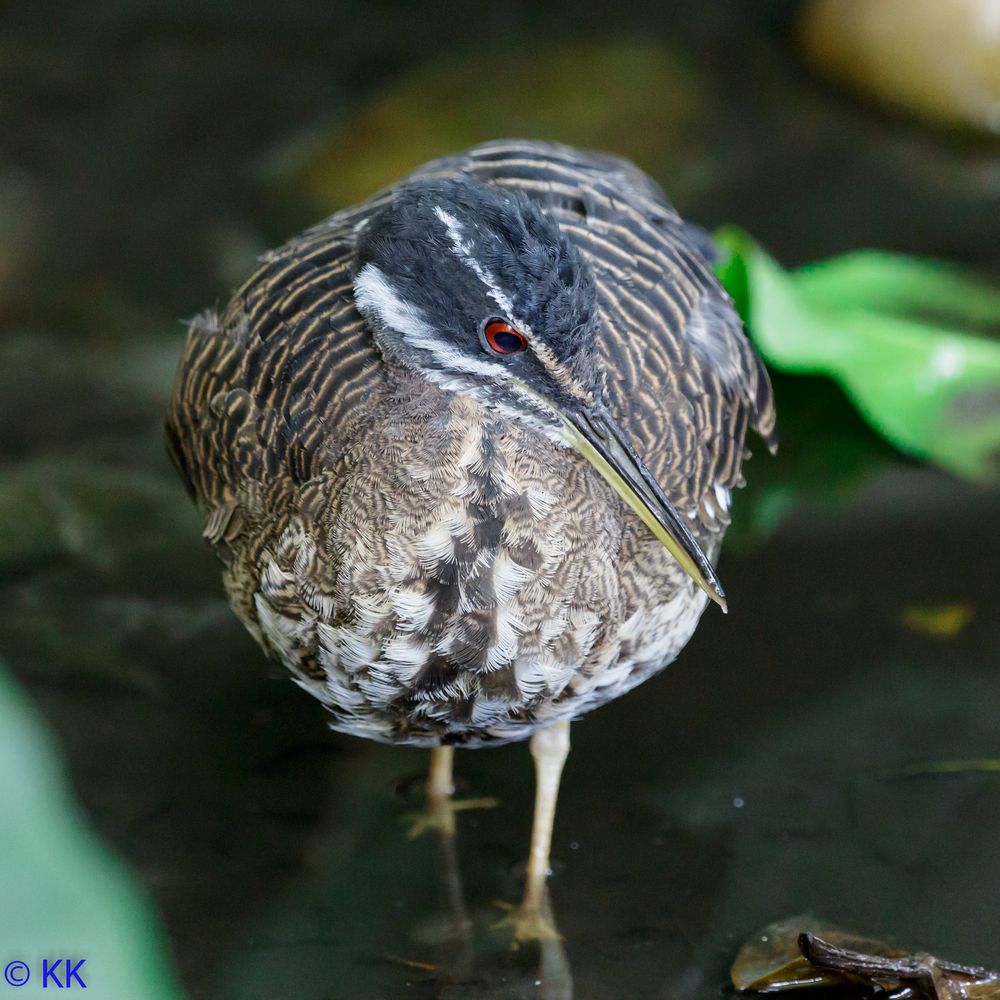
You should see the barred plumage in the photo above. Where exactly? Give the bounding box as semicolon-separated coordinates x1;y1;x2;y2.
166;139;775;748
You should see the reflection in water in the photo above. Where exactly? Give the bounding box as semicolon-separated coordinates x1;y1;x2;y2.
413;778;573;999
533;895;574;1000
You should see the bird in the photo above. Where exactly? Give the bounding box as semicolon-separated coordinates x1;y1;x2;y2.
165;139;776;941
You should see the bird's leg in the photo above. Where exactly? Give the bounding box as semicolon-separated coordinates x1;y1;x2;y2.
426;745;456;836
427;747;455;834
523;719;571;920
403;745;498;839
496;719;571;943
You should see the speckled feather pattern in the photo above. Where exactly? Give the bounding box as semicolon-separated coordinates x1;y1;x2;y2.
166;140;775;746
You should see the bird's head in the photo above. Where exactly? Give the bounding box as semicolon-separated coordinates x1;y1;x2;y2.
353;177;726;610
353;178;600;430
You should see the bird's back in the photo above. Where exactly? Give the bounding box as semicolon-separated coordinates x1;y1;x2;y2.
407;141;776;520
166;140;775;745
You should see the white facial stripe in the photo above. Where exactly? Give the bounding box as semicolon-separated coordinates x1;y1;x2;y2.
355;263;564;440
420;364;569;447
357;264;497;377
354;263;439;344
433;207;591;405
526;334;592;404
433;206;518;319
425;363;567;444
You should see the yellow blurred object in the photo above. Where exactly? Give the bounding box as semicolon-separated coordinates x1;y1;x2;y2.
901;602;975;637
270;42;701;212
800;0;1000;134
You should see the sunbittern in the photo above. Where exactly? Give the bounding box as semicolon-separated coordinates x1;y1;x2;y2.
166;139;775;940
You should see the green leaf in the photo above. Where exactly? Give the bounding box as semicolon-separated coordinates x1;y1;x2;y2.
0;662;187;1000
793;252;1000;329
715;227;1000;480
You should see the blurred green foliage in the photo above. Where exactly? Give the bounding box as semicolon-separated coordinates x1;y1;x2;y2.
716;227;1000;481
722;369;897;547
0;662;186;1000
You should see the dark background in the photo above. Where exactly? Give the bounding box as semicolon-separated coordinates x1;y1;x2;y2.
1;2;998;997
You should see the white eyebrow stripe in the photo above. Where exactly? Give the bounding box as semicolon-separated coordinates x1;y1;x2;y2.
527;334;592;404
354;262;559;424
355;263;497;377
354;262;439;344
433;206;591;405
434;205;518;319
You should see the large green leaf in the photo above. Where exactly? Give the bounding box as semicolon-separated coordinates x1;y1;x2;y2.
0;663;186;1000
715;227;1000;480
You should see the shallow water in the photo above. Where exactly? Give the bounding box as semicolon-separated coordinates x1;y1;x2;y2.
2;2;999;997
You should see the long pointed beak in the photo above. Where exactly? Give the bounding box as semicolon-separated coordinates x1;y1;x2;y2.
559;404;727;612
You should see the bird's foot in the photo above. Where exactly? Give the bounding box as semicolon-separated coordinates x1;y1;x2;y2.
492;900;563;945
402;795;499;839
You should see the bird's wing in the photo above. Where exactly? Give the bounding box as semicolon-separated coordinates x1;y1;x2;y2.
168;139;775;548
415;139;777;534
165;216;384;546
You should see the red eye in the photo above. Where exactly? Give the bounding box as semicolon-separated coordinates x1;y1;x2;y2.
484;319;527;355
